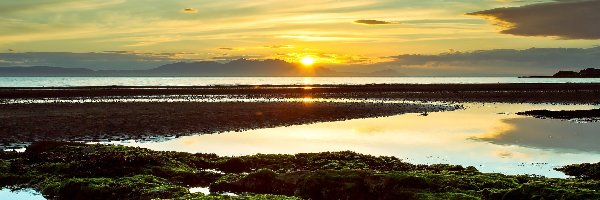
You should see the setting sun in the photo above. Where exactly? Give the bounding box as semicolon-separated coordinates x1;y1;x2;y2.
300;56;315;66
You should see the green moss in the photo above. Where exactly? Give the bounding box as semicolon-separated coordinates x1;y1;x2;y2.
41;175;188;199
3;142;600;200
556;162;600;180
0;159;9;173
415;192;481;200
157;193;302;200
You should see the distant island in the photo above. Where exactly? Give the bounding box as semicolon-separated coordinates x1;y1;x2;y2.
522;68;600;78
0;59;403;77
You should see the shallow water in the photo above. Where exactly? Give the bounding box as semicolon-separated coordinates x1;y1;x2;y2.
0;188;45;200
2;77;600;87
117;103;600;178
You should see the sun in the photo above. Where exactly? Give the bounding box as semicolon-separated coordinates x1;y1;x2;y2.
300;56;315;66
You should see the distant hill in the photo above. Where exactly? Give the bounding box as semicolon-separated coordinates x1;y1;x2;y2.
523;68;600;78
0;59;403;77
0;66;95;76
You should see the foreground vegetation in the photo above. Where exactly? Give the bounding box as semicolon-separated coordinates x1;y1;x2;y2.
1;142;600;200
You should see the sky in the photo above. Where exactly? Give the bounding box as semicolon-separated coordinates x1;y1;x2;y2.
1;0;599;76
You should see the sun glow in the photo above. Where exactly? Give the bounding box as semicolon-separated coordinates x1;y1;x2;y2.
300;56;315;66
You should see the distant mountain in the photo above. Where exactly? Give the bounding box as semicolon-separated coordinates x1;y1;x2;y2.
0;59;403;77
0;66;95;76
146;59;315;76
523;68;600;78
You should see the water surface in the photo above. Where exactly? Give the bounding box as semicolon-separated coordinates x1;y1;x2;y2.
2;77;600;87
118;103;600;178
0;188;45;200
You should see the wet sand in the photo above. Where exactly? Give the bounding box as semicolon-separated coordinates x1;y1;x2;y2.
0;101;449;144
2;83;600;103
517;109;600;121
1;83;599;145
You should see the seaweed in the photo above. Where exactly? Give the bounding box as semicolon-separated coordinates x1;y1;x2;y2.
1;142;599;199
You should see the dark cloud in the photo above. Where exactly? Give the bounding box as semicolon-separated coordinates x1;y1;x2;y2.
354;19;393;25
103;50;130;54
468;0;600;39
330;47;600;76
181;8;198;13
211;55;263;61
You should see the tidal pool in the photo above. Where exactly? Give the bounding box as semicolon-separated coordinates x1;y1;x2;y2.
118;103;600;178
0;188;45;200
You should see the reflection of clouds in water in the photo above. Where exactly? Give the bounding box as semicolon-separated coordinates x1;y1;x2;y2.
355;126;384;134
472;116;520;139
493;149;530;159
121;103;600;177
495;150;512;158
474;118;600;153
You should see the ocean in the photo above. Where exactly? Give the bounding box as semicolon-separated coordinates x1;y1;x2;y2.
1;77;600;87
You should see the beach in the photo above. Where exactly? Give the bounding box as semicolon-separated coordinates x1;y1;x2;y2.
2;83;599;145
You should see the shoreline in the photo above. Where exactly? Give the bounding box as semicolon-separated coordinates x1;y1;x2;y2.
2;83;600;104
2;84;600;199
2;83;600;146
0;101;454;145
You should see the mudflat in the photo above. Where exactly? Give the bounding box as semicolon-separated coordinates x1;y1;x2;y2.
2;83;600;103
2;83;599;145
0;101;449;144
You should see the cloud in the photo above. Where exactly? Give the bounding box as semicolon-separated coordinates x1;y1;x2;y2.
181;8;198;14
211;55;263;61
263;45;294;49
4;46;600;76
469;0;600;39
354;19;393;25
330;46;600;76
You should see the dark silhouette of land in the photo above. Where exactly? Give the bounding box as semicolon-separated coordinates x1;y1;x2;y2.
517;109;600;120
522;68;600;78
0;58;401;77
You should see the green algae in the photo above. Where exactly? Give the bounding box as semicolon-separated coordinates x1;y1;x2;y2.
556;162;600;180
1;142;600;199
156;193;302;200
40;175;187;199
